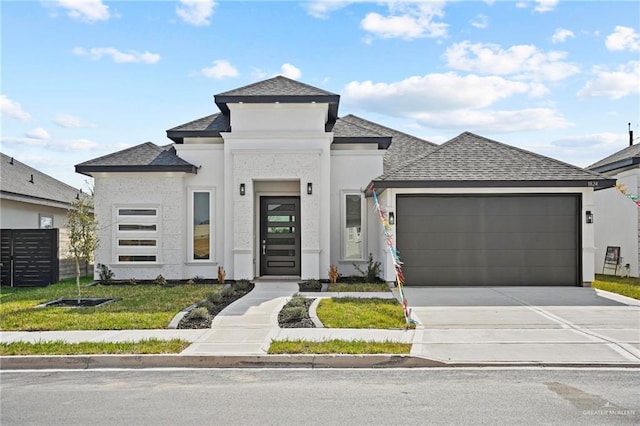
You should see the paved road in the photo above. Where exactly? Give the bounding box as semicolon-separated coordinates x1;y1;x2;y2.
2;368;638;425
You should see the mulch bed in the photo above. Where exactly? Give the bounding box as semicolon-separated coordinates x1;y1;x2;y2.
278;297;316;328
39;298;119;308
177;283;255;329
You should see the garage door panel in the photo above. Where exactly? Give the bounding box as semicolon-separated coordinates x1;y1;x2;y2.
403;266;578;286
400;231;577;251
396;195;579;286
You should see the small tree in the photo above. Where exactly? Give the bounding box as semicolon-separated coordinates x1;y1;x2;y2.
67;196;98;302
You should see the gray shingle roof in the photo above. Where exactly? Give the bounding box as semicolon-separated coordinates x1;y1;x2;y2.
373;132;615;189
75;142;197;176
166;113;229;143
338;115;438;172
216;75;338;97
1;152;81;206
587;143;640;173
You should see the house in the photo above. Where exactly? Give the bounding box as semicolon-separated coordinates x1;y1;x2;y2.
0;152;85;285
588;140;640;277
76;76;615;286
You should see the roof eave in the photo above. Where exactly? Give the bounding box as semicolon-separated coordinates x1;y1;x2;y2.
369;179;617;190
166;129;224;144
75;165;198;176
332;136;392;150
589;157;639;174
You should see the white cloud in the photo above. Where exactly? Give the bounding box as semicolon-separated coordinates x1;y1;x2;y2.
201;60;239;79
606;26;640;52
578;61;640;100
361;2;448;40
534;0;558;13
470;14;489;29
411;108;571;133
280;63;302;80
50;0;111;22
25;128;50;140
1;136;99;152
176;0;216;26
304;1;353;19
540;132;631;167
551;28;574;44
444;41;580;81
54;114;96;128
73;47;161;64
0;95;32;121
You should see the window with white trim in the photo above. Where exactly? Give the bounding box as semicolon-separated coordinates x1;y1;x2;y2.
343;192;365;260
189;189;214;262
115;206;159;263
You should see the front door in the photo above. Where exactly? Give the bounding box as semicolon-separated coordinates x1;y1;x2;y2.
260;197;301;276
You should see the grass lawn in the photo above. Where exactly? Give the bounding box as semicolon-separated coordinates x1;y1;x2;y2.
593;274;640;300
0;338;189;355
268;339;411;354
316;297;410;329
0;277;218;331
326;282;390;292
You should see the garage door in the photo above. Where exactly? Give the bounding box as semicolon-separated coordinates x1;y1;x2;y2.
396;195;580;286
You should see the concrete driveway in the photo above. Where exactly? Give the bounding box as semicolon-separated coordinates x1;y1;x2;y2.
403;287;640;365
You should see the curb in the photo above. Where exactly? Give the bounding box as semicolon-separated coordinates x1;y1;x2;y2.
1;355;639;370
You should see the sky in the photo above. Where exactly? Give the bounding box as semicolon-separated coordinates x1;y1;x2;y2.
2;0;639;190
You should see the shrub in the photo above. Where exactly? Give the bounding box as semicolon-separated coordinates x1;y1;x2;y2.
299;279;322;291
154;274;167;286
220;286;236;298
206;292;223;304
196;300;215;313
186;278;195;286
128;278;137;285
353;253;382;283
186;307;210;321
192;276;205;284
233;279;252;292
287;294;306;308
97;263;114;285
328;264;339;284
280;306;306;323
217;266;226;284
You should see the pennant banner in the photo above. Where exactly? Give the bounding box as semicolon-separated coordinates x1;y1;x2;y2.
616;183;640;208
370;185;416;327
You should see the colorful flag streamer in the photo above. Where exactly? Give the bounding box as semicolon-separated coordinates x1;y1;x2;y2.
616;183;640;208
370;185;417;327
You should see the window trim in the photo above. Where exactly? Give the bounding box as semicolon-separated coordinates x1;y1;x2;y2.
187;187;215;263
341;190;366;261
39;214;53;229
114;204;160;264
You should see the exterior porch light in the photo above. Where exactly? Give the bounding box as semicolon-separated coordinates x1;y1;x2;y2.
307;182;313;195
389;212;395;225
586;210;593;224
240;183;245;196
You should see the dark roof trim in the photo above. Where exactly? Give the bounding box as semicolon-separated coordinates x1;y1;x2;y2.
1;190;76;208
332;136;392;150
370;179;617;190
589;157;640;174
75;164;198;176
166;130;223;143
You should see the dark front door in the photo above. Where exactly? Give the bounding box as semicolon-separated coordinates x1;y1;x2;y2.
260;197;301;276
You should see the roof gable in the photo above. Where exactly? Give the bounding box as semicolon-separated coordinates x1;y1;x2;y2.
75;142;197;176
587;143;640;173
373;132;615;189
166;113;229;143
1;152;81;206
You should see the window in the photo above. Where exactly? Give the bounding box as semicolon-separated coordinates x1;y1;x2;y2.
39;215;53;229
115;206;159;263
343;192;365;260
189;189;214;261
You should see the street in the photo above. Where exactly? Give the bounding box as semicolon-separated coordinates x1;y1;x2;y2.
1;368;638;425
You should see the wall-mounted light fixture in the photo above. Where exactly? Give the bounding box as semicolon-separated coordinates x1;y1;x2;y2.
586;210;593;224
389;212;395;225
239;183;245;196
307;182;313;195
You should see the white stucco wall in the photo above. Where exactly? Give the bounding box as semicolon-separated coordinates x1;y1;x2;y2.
92;172;187;280
329;150;385;278
379;187;597;285
594;169;639;277
0;198;69;230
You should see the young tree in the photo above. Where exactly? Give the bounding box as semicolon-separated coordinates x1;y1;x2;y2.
67;195;98;302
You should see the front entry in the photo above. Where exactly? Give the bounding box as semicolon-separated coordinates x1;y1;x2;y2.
260;197;301;276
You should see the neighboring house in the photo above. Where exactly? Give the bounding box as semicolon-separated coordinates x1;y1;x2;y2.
0;152;86;284
76;76;614;287
588;142;640;277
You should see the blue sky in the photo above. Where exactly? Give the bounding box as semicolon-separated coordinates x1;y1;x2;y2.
2;0;639;190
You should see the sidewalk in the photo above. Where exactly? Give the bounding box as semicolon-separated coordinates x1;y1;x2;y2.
1;282;639;369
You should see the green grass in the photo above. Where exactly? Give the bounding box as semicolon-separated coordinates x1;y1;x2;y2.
593;274;640;300
268;339;411;354
0;277;219;331
316;297;409;329
0;338;189;355
326;282;390;292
